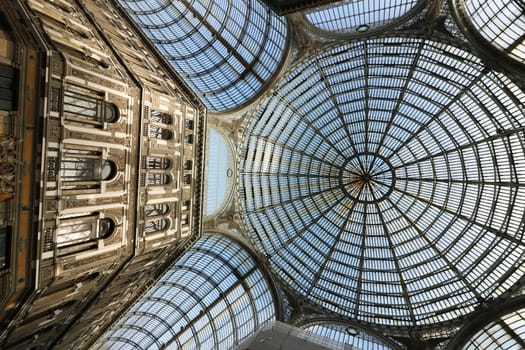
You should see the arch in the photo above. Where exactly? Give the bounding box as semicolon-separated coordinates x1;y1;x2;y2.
117;0;288;112
452;0;525;66
447;296;525;349
92;233;277;349
204;128;235;217
304;0;424;37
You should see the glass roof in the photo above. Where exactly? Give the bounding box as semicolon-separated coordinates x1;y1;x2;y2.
92;234;275;349
204;129;234;217
303;322;401;350
304;0;421;35
458;0;525;64
118;0;287;112
463;308;525;349
239;37;525;327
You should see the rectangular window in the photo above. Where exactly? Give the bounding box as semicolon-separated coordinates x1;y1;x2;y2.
0;65;18;111
56;214;99;247
0;226;10;268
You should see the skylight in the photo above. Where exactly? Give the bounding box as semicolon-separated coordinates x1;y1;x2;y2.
117;0;287;111
204;129;234;217
463;308;525;349
455;0;525;64
239;37;525;328
304;0;422;35
92;234;276;349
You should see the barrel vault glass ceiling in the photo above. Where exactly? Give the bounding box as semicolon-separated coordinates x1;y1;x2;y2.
114;0;525;348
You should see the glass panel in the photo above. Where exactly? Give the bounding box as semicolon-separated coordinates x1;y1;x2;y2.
464;308;525;350
305;0;421;35
460;0;525;64
56;214;98;247
204;129;234;217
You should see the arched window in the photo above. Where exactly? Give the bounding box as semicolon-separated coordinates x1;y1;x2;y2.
63;87;119;126
454;0;525;64
302;322;402;350
146;173;171;186
148;125;172;140
144;157;170;170
60;149;117;191
304;0;422;36
204;129;234;217
149;110;172;125
56;214;114;248
144;218;169;234
144;203;170;217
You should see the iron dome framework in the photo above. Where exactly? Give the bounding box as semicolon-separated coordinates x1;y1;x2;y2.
239;36;525;328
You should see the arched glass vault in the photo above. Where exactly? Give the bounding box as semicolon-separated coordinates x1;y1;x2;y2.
92;233;277;349
446;297;525;349
117;0;288;112
453;0;525;65
239;37;525;328
301;320;403;349
304;0;423;36
204;129;235;217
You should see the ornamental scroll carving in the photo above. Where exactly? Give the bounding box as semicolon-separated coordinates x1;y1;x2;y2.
0;135;16;201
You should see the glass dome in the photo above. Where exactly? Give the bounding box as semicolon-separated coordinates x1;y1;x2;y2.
239;37;525;327
117;0;287;111
453;0;525;64
304;0;422;36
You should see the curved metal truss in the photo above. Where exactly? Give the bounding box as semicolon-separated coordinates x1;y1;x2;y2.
303;0;423;37
239;36;525;328
117;0;287;112
462;307;525;349
453;0;525;65
92;234;276;349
